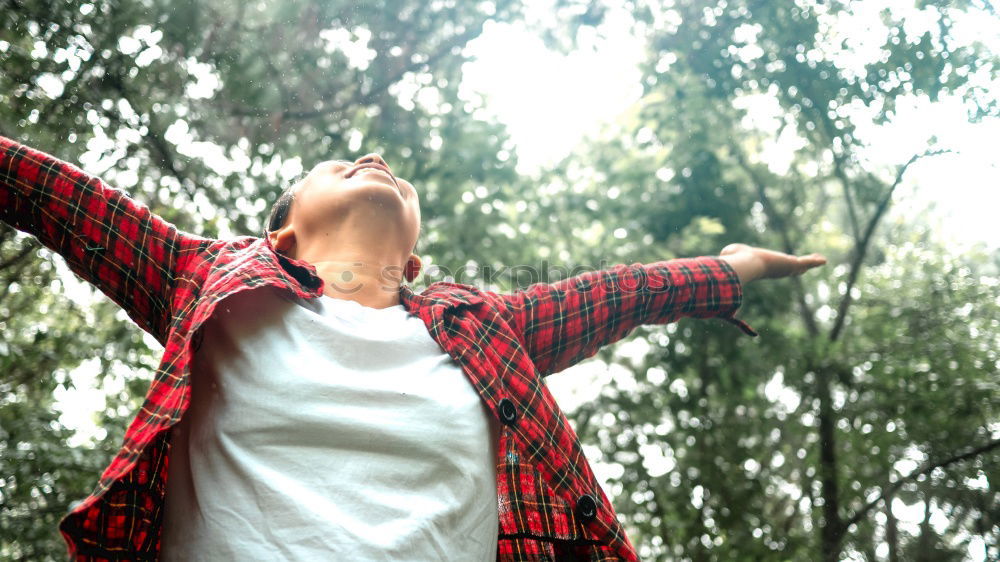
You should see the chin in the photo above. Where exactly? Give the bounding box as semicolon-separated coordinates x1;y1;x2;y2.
319;186;415;230
348;182;405;205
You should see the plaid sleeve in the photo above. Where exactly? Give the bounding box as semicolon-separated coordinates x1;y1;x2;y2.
0;135;208;344
493;256;757;376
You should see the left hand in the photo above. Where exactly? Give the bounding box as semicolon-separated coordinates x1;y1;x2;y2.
720;243;827;282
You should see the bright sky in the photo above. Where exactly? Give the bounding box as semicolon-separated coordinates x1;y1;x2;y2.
47;3;998;556
460;6;1000;252
461;17;645;172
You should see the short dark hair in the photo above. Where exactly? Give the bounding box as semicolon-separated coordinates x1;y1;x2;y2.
265;178;301;234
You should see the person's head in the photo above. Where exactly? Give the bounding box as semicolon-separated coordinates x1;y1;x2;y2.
265;153;422;282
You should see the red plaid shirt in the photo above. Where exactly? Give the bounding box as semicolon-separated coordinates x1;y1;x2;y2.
1;136;756;561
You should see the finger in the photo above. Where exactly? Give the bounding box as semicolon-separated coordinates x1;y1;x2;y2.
796;254;827;272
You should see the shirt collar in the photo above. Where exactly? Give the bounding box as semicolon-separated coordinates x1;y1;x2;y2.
400;281;484;310
261;235;324;292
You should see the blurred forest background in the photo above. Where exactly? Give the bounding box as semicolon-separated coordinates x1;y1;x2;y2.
1;0;999;560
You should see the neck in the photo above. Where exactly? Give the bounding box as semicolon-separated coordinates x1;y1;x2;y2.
312;259;404;309
292;229;409;310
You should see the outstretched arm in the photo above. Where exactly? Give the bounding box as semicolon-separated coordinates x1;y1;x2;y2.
489;246;826;377
0;136;212;344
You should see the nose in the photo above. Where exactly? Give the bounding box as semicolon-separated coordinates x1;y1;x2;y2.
355;153;389;170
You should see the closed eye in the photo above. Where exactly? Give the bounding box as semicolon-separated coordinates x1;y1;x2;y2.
315;160;354;175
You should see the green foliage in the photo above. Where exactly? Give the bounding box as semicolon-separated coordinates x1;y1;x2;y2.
1;0;998;560
516;1;1000;559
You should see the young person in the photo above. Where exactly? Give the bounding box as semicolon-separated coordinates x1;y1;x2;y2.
0;136;825;560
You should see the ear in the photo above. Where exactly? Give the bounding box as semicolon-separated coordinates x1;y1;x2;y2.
267;223;297;257
404;253;422;283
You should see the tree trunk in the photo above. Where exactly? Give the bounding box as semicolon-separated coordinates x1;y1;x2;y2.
914;491;933;562
817;368;843;562
885;493;899;562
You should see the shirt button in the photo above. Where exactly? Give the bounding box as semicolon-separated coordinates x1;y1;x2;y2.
576;494;598;522
498;398;517;426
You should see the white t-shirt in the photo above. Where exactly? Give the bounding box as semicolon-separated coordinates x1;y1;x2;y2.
161;286;500;561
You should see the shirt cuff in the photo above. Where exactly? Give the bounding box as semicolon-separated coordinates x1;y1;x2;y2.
707;256;759;338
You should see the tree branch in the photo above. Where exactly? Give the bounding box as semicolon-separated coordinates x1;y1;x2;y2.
730;144;819;336
0;239;38;272
832;153;861;240
842;436;1000;530
103;75;198;199
228;23;484;123
0;249;38;307
829;149;951;341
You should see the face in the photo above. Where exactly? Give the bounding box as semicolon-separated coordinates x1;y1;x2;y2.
286;153;422;253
